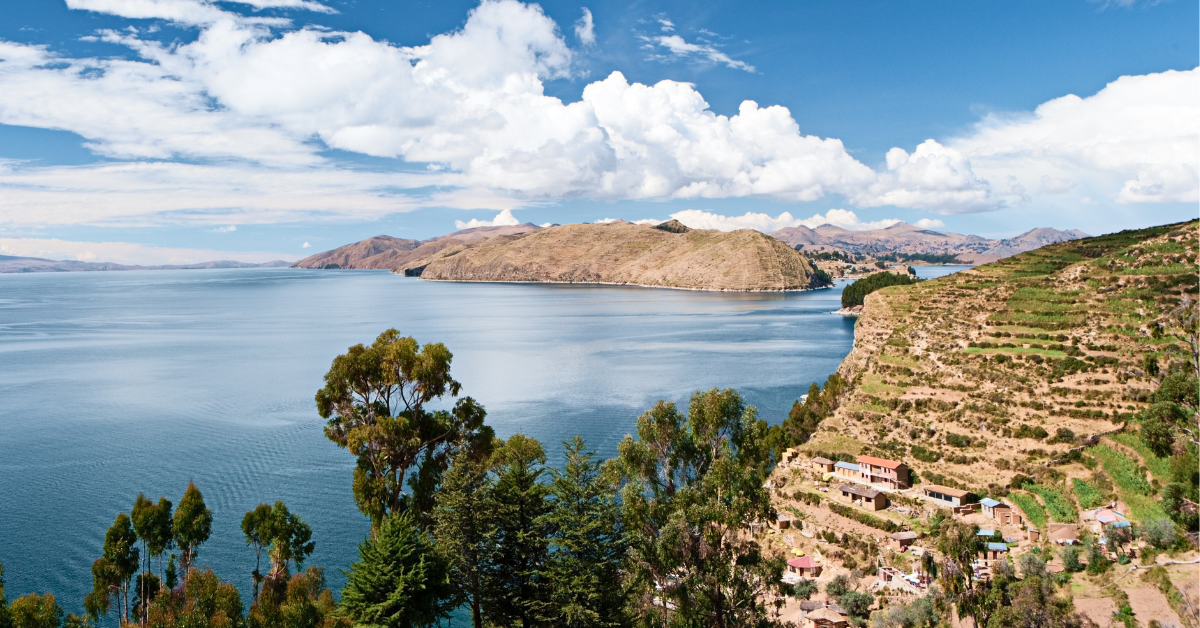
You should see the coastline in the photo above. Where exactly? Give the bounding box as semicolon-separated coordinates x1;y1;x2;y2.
407;275;836;293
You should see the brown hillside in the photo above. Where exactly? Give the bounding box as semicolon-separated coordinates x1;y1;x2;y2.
291;225;541;269
407;221;830;291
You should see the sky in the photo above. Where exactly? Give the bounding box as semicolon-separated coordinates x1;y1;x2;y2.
0;0;1196;264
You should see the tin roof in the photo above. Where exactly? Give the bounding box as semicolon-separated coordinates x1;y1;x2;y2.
922;484;971;498
987;542;1009;552
980;498;1001;508
977;529;995;536
891;531;919;540
839;483;881;499
835;461;859;471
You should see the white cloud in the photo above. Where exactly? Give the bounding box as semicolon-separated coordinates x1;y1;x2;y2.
302;241;310;248
913;218;945;229
212;224;237;232
455;208;522;230
631;218;661;225
667;208;904;232
0;0;1191;230
574;8;595;45
948;68;1199;206
0;237;294;265
644;34;754;73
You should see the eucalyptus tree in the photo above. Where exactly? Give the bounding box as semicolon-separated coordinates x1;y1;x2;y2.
132;494;173;625
241;501;315;601
86;513;139;623
616;388;785;628
173;481;213;584
317;329;490;531
0;561;10;628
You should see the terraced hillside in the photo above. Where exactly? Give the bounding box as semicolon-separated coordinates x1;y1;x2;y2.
802;220;1198;511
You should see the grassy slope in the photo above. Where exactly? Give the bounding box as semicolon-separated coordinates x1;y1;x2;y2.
802;220;1198;514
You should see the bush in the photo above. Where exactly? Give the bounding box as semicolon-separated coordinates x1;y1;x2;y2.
793;578;818;600
839;591;874;619
1143;518;1178;549
826;574;852;599
827;502;900;533
1060;545;1083;573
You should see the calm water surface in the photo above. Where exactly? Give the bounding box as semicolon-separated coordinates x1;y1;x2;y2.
0;266;962;619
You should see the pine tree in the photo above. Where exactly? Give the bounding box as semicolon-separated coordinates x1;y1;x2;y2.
483;434;551;628
541;436;627;628
433;444;497;628
340;511;453;628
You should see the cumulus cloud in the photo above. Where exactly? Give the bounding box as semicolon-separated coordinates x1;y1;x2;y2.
0;237;295;264
948;68;1199;206
667;208;905;232
0;0;1192;229
574;8;595;45
455;208;522;230
212;224;237;232
302;241;310;248
913;218;945;229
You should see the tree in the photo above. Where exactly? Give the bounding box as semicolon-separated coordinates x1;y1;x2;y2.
248;566;350;628
132;494;172;626
1141;403;1183;457
145;567;244;628
242;501;315;601
0;562;11;628
1142;518;1178;549
839;591;873;622
340;511;454;628
8;594;62;628
316;330;490;531
433;441;497;628
91;513;139;623
174;481;213;584
825;574;852;600
617;389;785;628
792;579;818;601
541;436;627;628
1059;546;1082;573
242;504;273;602
934;520;985;624
1104;524;1133;559
483;434;552;628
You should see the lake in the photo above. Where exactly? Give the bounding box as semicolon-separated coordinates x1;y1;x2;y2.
0;266;963;620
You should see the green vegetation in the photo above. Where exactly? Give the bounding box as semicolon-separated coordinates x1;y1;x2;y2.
1028;485;1077;522
841;271;918;308
766;373;847;461
1088;445;1153;495
1071;478;1104;510
1009;493;1048;529
962;346;1067;358
1108;432;1171;481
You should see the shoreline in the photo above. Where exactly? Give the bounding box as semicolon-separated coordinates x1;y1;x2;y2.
407;275;836;293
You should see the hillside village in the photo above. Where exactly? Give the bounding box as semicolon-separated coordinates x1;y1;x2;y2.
757;221;1199;628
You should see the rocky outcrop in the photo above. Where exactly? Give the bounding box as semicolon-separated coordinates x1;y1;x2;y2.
407;221;830;291
769;222;1087;261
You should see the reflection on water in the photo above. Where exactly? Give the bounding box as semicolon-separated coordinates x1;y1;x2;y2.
0;266;963;619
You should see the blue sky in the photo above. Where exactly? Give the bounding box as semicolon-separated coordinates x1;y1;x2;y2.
0;0;1196;263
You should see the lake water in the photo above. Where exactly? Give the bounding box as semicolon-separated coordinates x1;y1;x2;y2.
0;266;963;620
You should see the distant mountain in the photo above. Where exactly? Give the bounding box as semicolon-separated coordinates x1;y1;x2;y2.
0;255;291;274
291;224;542;269
768;222;1088;263
405;221;829;291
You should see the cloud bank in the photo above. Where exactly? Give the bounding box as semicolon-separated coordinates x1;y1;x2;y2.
455;208;522;229
0;0;1194;229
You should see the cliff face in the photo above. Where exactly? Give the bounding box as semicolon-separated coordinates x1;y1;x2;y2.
408;222;830;291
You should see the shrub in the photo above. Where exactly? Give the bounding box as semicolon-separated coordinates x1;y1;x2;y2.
793;578;818;600
1142;518;1178;549
1060;545;1083;573
827;502;900;533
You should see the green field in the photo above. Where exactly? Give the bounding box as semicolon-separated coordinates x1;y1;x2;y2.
1029;485;1078;522
1072;478;1104;510
1010;492;1048;529
1089;444;1153;495
962;347;1068;358
1122;493;1170;523
1108;433;1172;481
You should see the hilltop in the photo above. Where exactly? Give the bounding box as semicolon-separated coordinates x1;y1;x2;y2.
771;222;1087;266
291;224;541;270
407;221;830;291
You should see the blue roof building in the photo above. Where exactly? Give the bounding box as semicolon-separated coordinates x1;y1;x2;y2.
980;498;1000;508
835;461;858;471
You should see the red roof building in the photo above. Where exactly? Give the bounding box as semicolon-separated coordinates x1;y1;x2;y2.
786;556;822;577
857;455;910;489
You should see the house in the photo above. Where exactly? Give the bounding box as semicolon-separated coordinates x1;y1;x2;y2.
781;448;800;465
839;483;886;510
890;531;919;550
1047;524;1079;545
977;529;996;539
834;461;859;479
786;555;822;578
874;566;923;594
980;498;1023;525
812;457;835;473
1027;528;1039;542
838;483;887;510
980;542;1008;563
773;513;792;530
806;607;849;628
921;484;973;508
857;455;910;489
